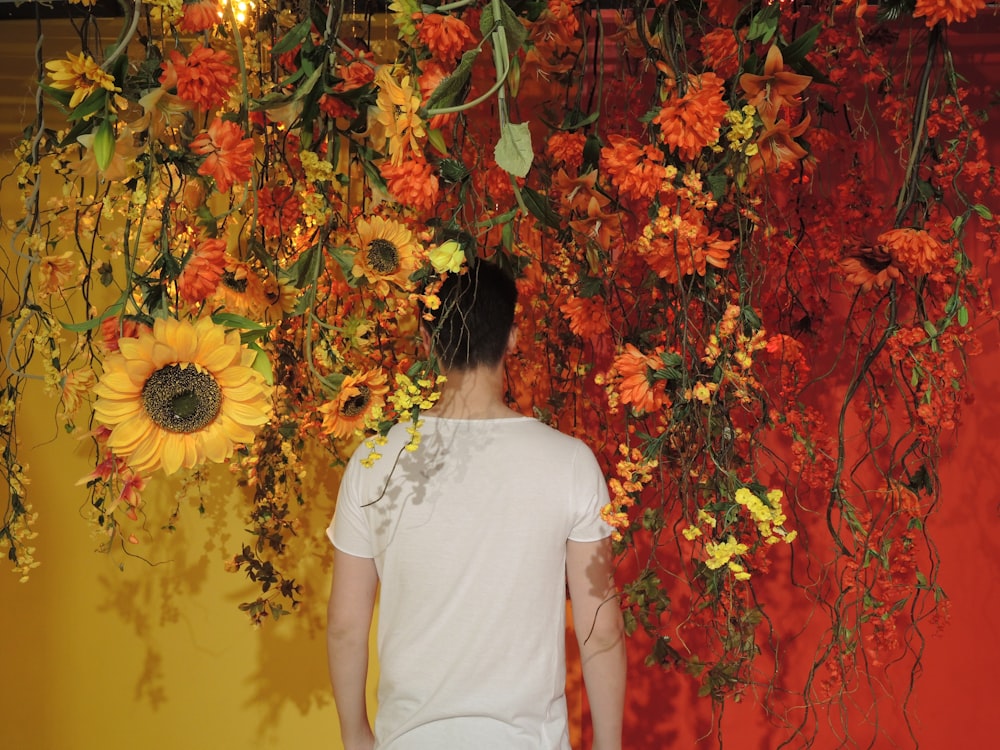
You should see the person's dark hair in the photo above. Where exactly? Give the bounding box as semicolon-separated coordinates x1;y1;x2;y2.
423;259;518;371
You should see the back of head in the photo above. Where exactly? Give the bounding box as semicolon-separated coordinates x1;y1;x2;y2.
424;259;518;371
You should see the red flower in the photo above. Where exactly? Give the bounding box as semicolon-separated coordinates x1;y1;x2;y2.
162;44;236;111
258;185;303;237
190;118;255;193
600;135;668;202
914;0;986;27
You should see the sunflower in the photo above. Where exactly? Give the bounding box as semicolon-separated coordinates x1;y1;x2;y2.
93;317;272;475
318;369;390;440
352;215;422;294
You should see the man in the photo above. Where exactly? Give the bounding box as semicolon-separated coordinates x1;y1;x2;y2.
326;259;626;749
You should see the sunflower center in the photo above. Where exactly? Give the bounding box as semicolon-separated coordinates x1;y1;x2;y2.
341;386;371;417
366;239;400;275
221;270;248;292
142;364;223;433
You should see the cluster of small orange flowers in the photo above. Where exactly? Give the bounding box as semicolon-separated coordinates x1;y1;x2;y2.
600;444;659;540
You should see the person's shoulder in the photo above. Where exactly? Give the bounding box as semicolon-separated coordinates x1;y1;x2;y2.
516;417;596;455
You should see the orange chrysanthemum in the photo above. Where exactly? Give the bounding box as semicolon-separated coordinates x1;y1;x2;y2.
178;237;227;305
878;227;949;276
415;12;476;66
560;296;611;339
700;27;746;81
546;131;587;173
93;317;272;475
380;156;440;212
258;185;303;237
318;369;390;440
190;118;255;193
162;44;236;111
614;344;669;414
839;249;903;293
600;135;668;202
636;205;735;283
653;72;730;162
914;0;986;27
178;0;219;33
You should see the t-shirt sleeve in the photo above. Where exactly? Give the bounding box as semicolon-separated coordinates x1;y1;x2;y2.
326;456;376;558
568;442;614;542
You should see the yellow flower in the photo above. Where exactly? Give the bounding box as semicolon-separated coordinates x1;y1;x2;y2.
704;535;748;570
372;66;426;165
46;51;120;109
352;215;422;294
682;525;702;541
428;240;465;274
318;369;390;441
93;317;273;475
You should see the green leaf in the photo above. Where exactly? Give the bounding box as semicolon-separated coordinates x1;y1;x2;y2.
973;203;993;220
521;186;562;230
781;23;822;65
480;0;528;52
271;18;312;57
93;119;115;172
248;342;274;386
425;48;478;112
958;305;969;326
66;89;108;123
922;320;937;338
60;299;124;333
212;312;273;332
747;4;780;45
494;121;533;178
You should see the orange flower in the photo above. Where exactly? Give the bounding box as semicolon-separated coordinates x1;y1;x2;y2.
614;344;669;414
748;114;811;176
700;27;746;81
636;204;735;283
839;248;903;292
560;296;611;339
568;194;621;253
380;156;440;212
878;227;948;276
61;367;97;416
36;251;79;294
739;45;812;125
333;58;375;93
178;0;219;33
600;135;668;202
162;44;236;111
190;118;255;193
100;317;146;354
546;131;587;173
415;12;476;66
258;185;303;237
318;369;390;440
417;60;455;131
178;237;227;305
653;72;730;161
914;0;986;27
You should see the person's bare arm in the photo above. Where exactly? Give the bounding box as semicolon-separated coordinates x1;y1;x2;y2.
567;537;626;750
327;548;379;750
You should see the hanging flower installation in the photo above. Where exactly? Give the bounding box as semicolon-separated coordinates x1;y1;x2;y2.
2;0;997;744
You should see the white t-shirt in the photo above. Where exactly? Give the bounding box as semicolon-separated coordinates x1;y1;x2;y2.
329;415;612;750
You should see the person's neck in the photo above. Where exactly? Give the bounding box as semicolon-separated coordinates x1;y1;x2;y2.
429;364;521;420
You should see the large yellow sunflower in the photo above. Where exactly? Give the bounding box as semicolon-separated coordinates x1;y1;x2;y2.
93;317;273;475
318;369;389;440
352;215;422;295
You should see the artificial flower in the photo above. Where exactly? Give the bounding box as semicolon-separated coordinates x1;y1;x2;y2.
190;118;255;193
372;66;426;165
161;44;236;111
92;317;272;475
429;240;465;274
747;114;812;176
178;237;227;305
601;135;669;203
914;0;986;27
414;12;476;66
178;0;219;33
380;156;440;212
839;248;903;292
878;227;948;276
318;369;390;440
45;51;120;109
654;72;730;161
352;215;422;294
613;343;669;414
739;44;812;125
35;251;79;294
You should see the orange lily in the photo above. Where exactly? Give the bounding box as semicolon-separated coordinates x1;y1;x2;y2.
739;44;812;125
748;114;812;176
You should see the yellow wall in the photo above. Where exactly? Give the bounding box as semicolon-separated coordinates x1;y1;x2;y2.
0;381;376;749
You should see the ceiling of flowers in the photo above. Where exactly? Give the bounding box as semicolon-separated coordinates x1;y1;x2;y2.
1;0;996;744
